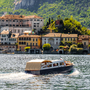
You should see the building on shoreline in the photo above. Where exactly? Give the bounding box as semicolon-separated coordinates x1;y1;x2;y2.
18;32;41;52
0;15;44;34
42;33;62;50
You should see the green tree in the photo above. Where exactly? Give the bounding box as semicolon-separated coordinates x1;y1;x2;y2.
24;47;30;52
77;43;83;48
15;43;18;51
43;43;51;51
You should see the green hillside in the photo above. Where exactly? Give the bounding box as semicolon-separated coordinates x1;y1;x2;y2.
0;0;90;28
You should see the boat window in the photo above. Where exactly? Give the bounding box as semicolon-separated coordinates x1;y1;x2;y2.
60;62;64;65
47;64;52;67
53;63;58;67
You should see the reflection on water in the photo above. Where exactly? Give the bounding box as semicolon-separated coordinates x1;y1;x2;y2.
0;54;90;90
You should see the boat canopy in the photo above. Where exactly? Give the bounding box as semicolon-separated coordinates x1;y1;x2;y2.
25;59;52;71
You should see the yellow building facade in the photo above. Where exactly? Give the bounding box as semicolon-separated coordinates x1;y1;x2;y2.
18;34;41;51
61;34;78;44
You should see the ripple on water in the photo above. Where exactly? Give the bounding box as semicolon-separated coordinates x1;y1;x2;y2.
0;54;90;90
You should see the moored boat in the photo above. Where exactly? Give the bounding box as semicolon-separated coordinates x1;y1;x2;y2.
25;59;74;75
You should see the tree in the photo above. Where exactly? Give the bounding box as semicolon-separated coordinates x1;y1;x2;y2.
77;43;83;48
15;43;18;51
57;15;60;20
24;46;30;52
43;43;51;51
60;41;65;46
66;42;72;47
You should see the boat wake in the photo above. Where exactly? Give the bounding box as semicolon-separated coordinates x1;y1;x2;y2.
55;69;79;76
0;72;35;81
63;69;79;76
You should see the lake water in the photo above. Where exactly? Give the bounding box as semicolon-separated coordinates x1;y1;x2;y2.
0;54;90;90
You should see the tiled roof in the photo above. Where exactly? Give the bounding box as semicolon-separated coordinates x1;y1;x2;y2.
25;15;43;19
79;35;89;39
43;33;61;37
1;30;9;34
0;15;43;20
62;34;77;37
19;34;41;38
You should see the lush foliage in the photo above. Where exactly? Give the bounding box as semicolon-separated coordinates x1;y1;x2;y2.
1;0;90;28
43;43;51;51
69;44;83;54
48;16;90;35
58;45;64;49
24;47;30;52
77;43;83;48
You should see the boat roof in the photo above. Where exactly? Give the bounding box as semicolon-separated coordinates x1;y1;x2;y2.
25;59;64;71
27;59;64;63
28;59;46;63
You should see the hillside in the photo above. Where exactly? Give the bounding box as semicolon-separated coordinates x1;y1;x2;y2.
0;0;90;27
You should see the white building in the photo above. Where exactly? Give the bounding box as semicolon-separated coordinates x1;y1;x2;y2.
0;15;44;34
0;27;31;35
42;33;62;49
1;30;19;44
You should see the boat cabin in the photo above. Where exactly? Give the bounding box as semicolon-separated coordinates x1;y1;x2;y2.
25;59;68;71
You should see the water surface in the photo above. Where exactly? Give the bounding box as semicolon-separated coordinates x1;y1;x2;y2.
0;54;90;90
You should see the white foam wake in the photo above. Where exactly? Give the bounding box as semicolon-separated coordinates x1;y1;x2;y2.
0;72;35;81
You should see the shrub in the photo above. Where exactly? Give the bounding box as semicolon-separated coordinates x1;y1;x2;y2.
77;43;83;48
24;47;30;52
43;43;51;51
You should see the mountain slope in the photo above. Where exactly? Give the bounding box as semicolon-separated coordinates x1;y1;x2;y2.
0;0;90;27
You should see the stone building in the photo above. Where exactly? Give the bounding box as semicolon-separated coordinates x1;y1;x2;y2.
0;15;44;34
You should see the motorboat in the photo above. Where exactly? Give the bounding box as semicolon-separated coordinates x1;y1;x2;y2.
25;58;74;75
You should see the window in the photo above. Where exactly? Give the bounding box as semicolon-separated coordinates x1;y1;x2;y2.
68;38;69;41
34;19;36;21
36;43;38;46
30;43;32;46
71;38;72;41
36;39;38;41
33;43;34;46
65;38;67;41
29;38;31;40
10;24;12;26
33;39;34;41
34;23;36;27
60;62;64;65
18;30;20;33
37;23;39;27
56;42;58;45
13;20;15;22
53;63;58;67
56;38;58;40
73;38;75;41
37;19;39;21
6;20;8;22
22;30;23;32
24;38;26;40
84;42;86;45
14;29;16;33
27;43;28;46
